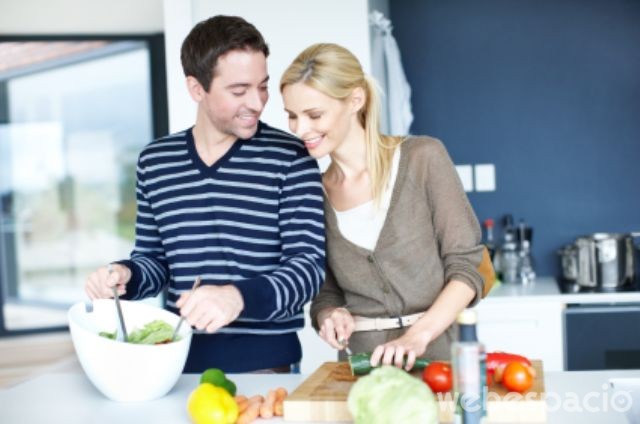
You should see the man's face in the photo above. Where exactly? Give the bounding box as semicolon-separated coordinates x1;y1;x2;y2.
199;49;269;140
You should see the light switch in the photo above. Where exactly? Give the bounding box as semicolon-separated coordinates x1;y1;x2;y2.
474;164;496;192
455;165;473;192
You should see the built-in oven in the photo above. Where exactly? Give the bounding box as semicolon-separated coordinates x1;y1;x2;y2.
564;303;640;370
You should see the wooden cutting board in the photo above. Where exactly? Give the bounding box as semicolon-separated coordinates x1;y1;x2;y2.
284;361;547;423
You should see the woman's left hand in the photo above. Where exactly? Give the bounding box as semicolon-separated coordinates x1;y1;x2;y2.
369;327;433;371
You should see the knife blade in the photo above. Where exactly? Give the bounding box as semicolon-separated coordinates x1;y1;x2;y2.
338;338;352;357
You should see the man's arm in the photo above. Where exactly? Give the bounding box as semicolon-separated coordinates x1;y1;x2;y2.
233;152;325;321
117;157;171;300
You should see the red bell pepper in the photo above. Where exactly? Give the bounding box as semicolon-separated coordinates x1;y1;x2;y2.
486;352;531;374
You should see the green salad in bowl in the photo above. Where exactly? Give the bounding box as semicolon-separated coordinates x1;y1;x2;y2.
99;319;178;344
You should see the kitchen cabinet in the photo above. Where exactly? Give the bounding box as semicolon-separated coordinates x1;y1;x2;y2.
476;277;640;372
476;299;565;371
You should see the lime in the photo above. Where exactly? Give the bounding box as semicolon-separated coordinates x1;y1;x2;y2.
200;368;227;386
220;379;237;397
200;368;237;396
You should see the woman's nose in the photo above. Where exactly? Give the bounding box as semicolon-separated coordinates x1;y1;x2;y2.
293;117;309;138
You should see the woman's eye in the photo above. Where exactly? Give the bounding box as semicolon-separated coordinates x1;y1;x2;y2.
288;114;297;120
309;114;322;120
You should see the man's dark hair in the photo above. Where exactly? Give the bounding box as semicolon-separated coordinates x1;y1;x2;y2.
180;15;270;91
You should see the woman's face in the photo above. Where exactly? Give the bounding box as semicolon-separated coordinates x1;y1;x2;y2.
282;82;354;158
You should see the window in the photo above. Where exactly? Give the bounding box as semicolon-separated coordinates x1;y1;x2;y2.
0;35;168;335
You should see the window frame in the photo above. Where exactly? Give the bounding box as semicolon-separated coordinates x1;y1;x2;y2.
0;33;168;337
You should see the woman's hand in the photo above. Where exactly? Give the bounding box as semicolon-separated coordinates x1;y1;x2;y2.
317;307;355;350
370;326;433;371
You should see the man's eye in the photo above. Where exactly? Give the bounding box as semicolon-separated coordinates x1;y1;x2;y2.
288;114;297;120
309;114;322;120
260;85;268;92
232;91;246;96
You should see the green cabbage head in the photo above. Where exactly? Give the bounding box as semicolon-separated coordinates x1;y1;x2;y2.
347;365;438;424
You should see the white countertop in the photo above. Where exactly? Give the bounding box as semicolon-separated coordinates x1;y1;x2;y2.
0;367;638;424
483;277;640;305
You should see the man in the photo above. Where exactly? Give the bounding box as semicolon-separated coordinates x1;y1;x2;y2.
85;15;325;373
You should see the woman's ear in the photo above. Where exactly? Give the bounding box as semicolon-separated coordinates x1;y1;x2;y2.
186;76;205;102
350;86;366;113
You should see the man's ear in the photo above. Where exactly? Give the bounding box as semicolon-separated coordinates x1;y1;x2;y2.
350;86;366;113
186;76;205;102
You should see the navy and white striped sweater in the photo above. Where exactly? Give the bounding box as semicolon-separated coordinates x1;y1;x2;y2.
120;122;325;337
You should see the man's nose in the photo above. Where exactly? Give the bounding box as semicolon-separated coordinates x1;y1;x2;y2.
246;89;267;112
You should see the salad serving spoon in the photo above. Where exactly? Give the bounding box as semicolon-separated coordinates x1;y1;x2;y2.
171;276;202;341
108;264;128;342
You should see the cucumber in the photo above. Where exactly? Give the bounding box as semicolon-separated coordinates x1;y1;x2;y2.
348;352;430;376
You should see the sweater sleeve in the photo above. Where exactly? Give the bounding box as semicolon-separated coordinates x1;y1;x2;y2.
309;265;345;331
233;152;326;321
425;139;484;305
118;156;170;300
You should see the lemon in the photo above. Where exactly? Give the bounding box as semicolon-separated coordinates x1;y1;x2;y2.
187;383;238;424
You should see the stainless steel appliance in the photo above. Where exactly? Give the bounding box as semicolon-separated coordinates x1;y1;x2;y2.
558;233;636;289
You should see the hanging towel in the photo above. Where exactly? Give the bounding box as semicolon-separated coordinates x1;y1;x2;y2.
369;10;414;135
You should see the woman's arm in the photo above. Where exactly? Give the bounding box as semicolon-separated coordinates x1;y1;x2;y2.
370;280;474;370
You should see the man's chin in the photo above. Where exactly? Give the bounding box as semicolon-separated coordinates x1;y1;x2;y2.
235;124;259;140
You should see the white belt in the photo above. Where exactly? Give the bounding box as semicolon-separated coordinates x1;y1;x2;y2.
352;312;425;332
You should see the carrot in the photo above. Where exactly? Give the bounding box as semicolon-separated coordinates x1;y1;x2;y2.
273;387;288;416
247;394;264;405
234;395;249;414
236;401;261;424
259;389;277;418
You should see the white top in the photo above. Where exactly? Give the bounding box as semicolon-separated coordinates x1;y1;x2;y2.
334;148;400;250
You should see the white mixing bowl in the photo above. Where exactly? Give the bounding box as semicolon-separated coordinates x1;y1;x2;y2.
68;299;192;402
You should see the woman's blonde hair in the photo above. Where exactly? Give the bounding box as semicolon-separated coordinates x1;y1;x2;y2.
280;43;403;205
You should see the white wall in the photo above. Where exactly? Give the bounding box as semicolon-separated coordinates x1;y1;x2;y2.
162;0;377;372
164;0;372;134
0;0;163;34
1;0;391;374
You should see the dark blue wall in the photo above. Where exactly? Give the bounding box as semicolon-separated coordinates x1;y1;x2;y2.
390;0;640;276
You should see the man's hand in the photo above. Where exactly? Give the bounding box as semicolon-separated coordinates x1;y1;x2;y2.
85;264;132;300
176;285;244;333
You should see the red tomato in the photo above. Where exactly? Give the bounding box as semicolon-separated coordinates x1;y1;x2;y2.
501;362;535;393
422;361;453;393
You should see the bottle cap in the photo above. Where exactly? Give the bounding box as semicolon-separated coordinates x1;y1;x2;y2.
483;218;494;228
457;308;478;325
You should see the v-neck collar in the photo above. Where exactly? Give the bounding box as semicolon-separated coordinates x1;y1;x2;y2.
186;124;258;177
323;138;411;255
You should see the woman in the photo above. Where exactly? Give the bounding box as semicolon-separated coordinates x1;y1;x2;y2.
280;43;485;370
